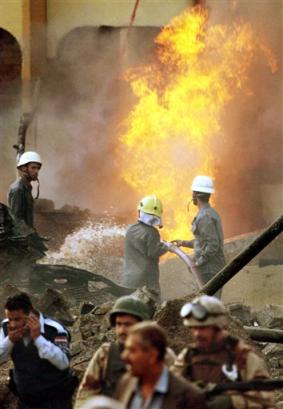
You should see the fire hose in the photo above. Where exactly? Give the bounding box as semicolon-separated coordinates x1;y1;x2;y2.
162;241;202;289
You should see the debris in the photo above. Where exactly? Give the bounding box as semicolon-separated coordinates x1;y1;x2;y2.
227;304;253;326
37;288;74;326
254;304;283;329
244;327;283;344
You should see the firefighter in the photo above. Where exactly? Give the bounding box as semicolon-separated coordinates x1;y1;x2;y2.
172;175;225;298
172;295;275;409
0;292;77;409
122;195;170;296
8;151;42;229
75;296;176;408
115;321;205;409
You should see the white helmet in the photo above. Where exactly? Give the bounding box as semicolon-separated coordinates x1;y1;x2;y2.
17;151;42;168
191;175;214;194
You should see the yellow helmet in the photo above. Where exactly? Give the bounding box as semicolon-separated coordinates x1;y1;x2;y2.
137;195;163;218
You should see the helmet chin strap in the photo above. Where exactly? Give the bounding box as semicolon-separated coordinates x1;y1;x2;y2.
19;166;40;200
26;172;40;200
187;199;193;214
33;179;40;200
138;211;161;227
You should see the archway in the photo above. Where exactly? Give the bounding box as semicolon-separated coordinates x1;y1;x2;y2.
0;29;22;202
0;28;21;97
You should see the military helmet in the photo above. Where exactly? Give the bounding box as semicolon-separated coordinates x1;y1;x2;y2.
180;295;227;328
109;296;151;326
137;195;163;218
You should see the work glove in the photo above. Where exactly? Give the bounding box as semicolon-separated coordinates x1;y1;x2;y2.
171;240;183;247
206;395;233;409
162;240;175;252
194;255;206;267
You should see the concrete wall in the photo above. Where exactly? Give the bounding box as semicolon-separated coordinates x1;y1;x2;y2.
0;0;23;46
47;0;192;57
0;0;47;108
0;0;193;57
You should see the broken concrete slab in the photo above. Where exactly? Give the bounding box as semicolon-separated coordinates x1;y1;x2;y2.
227;303;253;326
255;304;283;329
37;288;74;326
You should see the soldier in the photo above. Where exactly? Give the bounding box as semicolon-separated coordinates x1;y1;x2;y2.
172;295;275;409
75;296;176;408
173;175;225;298
122;195;170;297
115;321;205;409
8;151;42;229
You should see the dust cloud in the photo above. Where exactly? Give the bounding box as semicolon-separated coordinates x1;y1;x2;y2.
207;0;282;235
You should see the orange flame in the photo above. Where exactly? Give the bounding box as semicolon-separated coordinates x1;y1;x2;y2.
117;6;277;240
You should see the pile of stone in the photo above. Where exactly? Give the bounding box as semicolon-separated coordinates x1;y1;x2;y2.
227;303;283;406
71;286;158;376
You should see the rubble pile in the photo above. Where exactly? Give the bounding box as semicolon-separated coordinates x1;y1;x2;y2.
71;301;115;375
255;304;283;329
228;303;283;405
71;287;158;375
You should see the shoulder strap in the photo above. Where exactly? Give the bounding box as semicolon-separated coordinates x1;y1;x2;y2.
184;346;197;379
103;342;126;396
225;336;250;371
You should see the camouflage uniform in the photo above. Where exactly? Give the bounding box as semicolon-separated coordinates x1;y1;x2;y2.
75;342;176;409
172;334;275;409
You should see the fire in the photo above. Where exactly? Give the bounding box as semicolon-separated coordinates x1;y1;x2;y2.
117;6;277;240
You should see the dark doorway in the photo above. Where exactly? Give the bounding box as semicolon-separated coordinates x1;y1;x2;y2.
0;28;21;99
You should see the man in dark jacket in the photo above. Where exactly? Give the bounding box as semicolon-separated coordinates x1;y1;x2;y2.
122;195;170;296
0;292;76;409
8;151;42;229
115;321;205;409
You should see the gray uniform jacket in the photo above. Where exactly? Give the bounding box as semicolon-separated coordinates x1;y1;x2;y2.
189;204;225;282
8;178;34;228
122;221;167;291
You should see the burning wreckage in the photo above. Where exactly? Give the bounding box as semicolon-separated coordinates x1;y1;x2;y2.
0;202;134;304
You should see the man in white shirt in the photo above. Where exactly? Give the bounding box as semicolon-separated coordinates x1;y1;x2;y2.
0;292;77;409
